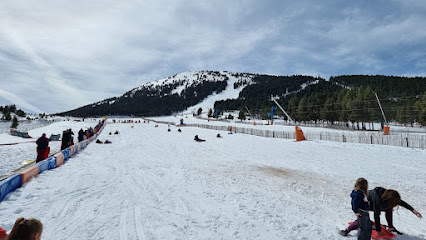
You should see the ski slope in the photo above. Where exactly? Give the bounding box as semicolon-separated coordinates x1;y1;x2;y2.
0;120;425;239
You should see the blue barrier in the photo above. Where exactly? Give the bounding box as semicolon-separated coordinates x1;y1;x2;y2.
62;149;71;161
0;179;9;202
36;160;49;174
0;174;22;201
74;144;79;154
47;156;56;170
80;142;84;150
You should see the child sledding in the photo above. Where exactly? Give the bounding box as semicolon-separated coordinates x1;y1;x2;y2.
194;135;205;142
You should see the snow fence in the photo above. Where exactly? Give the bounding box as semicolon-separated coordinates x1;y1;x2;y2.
0;120;106;203
149;119;426;149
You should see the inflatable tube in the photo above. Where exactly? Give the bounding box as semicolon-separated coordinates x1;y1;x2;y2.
20;165;39;186
54;152;64;167
62;149;71;161
36;160;49;174
69;145;75;157
47;156;56;170
0;174;22;201
8;174;22;191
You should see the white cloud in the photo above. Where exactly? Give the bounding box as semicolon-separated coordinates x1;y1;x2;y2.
0;88;43;113
0;0;425;113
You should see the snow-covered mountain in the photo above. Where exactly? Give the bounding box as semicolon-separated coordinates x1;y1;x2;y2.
59;70;326;117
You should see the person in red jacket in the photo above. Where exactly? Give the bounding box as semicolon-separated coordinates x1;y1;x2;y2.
36;133;49;163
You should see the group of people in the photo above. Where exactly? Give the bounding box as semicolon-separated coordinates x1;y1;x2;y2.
341;178;422;239
60;129;74;150
0;217;42;240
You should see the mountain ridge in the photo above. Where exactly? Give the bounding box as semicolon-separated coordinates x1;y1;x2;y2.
58;70;426;125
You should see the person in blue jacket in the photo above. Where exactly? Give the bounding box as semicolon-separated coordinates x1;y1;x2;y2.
341;178;372;239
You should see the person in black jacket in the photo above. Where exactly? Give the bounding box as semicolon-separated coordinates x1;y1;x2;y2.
78;128;84;142
36;133;49;162
368;187;422;235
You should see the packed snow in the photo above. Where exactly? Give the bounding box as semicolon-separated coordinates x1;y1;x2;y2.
0;116;425;239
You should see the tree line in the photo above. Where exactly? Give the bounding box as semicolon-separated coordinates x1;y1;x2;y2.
0;104;27;128
215;75;426;127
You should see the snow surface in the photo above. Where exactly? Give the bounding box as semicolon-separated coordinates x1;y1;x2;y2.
0;117;425;239
0;119;99;175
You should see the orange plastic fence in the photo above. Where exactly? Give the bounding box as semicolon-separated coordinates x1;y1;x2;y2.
20;165;40;186
295;126;306;141
54;152;64;167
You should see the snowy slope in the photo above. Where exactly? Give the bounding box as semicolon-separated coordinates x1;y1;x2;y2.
180;71;253;115
0;121;425;239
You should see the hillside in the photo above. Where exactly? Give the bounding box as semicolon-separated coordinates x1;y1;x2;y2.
59;71;426;125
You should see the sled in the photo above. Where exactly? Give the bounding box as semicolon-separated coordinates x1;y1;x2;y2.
196;140;206;142
20;159;34;166
372;222;396;239
49;134;61;141
347;222;395;239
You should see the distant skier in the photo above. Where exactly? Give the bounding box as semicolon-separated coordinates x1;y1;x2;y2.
216;133;222;138
178;128;182;132
114;130;120;134
194;135;205;142
96;139;103;144
36;133;49;163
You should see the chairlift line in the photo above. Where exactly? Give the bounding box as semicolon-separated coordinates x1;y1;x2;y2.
375;93;388;126
272;98;294;124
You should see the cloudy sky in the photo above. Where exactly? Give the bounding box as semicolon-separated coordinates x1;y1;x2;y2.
1;0;425;113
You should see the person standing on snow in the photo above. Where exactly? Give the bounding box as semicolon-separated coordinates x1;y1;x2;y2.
78;128;84;142
368;187;422;235
36;133;49;163
340;178;372;239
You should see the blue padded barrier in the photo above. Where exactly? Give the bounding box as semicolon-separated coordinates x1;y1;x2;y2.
74;144;79;154
36;160;49;174
47;156;56;170
0;174;22;201
0;179;9;202
80;142;84;150
62;149;71;161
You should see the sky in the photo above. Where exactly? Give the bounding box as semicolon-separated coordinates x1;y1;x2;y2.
1;0;426;114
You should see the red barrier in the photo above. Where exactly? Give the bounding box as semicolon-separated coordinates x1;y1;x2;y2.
20;165;39;186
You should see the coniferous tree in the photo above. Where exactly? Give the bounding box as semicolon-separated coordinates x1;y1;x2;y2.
238;110;246;121
9;105;17;113
3;112;12;121
11;116;19;128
